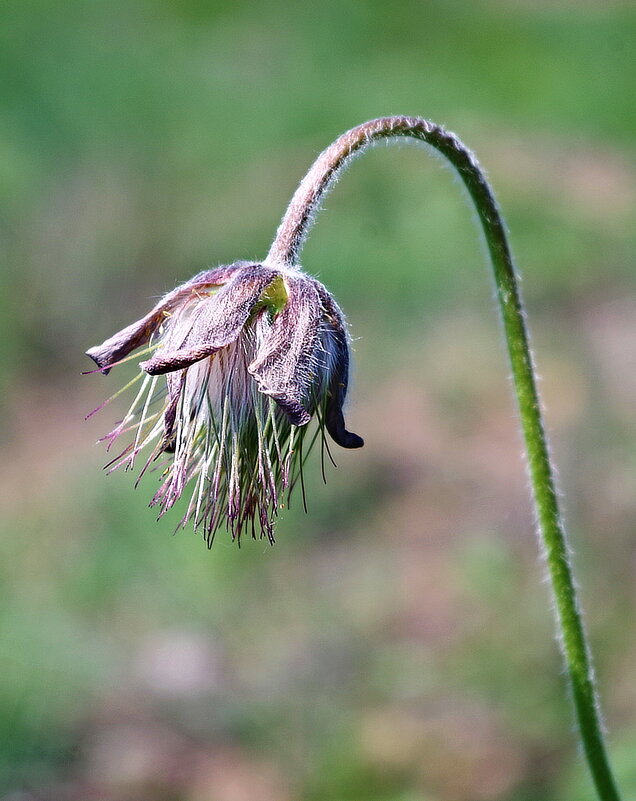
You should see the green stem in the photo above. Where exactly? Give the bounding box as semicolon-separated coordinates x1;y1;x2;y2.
267;116;621;801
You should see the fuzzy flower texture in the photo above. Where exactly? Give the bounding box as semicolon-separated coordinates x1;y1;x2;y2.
86;262;363;544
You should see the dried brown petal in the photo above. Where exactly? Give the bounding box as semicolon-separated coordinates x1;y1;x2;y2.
86;264;241;373
141;264;278;375
248;273;323;426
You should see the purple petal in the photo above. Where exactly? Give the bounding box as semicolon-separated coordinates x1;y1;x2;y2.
248;273;323;427
313;284;364;449
85;264;243;374
141;264;279;375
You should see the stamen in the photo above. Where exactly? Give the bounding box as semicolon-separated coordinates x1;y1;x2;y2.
85;371;144;420
130;375;159;469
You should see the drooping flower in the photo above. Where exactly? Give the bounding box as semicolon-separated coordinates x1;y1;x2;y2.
86;261;363;544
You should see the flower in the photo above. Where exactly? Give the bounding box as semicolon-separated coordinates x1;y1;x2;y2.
86;261;363;544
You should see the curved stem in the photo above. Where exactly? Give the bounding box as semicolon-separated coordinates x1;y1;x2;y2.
267;116;621;801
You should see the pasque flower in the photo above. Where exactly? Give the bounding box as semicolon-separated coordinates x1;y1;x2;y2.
87;261;363;543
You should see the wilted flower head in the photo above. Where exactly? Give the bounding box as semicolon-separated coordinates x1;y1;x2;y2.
86;261;363;544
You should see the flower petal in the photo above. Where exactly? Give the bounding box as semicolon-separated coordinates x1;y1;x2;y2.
141;264;279;376
314;284;364;449
248;274;324;427
85;264;242;374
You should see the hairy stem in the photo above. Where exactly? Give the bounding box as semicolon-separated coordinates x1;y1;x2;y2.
267;116;621;801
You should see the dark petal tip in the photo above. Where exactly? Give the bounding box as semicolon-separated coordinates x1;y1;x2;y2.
329;425;364;449
342;431;364;449
325;391;364;449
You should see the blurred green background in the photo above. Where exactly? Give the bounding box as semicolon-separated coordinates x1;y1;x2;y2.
1;0;635;799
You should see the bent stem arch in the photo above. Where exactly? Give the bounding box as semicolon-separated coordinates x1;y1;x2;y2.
266;116;621;801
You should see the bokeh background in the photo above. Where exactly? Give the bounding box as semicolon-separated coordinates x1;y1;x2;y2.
2;1;635;799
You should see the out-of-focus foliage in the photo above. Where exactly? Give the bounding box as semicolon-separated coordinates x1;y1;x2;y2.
1;1;635;799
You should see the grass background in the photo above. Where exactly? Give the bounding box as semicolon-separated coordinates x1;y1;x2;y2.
1;0;635;798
